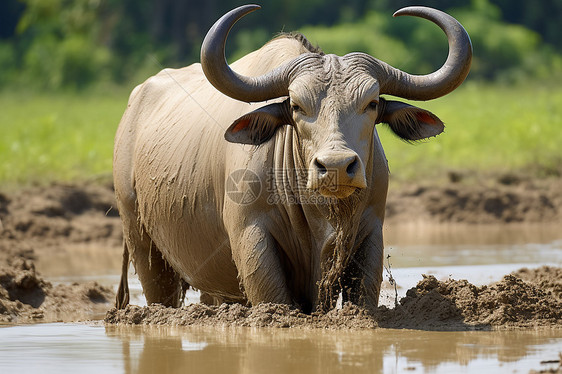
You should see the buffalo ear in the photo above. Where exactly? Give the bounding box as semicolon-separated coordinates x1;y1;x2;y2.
376;98;444;141
225;100;292;145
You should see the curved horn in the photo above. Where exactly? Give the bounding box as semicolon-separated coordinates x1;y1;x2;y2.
379;6;472;100
200;5;291;103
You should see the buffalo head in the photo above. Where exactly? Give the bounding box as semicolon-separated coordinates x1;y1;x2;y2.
201;5;472;199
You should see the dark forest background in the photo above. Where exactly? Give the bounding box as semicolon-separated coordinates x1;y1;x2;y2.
1;0;561;89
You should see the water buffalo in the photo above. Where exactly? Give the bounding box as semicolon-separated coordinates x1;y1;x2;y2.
114;5;471;312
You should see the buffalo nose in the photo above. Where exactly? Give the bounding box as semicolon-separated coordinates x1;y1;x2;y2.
314;153;360;178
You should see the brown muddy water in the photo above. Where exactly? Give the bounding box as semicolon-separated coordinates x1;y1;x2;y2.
1;323;561;373
2;224;562;373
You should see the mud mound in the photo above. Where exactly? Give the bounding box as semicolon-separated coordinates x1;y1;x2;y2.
105;266;562;330
0;252;114;323
383;270;561;329
512;266;562;302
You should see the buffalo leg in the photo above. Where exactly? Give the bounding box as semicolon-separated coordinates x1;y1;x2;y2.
116;242;130;309
120;211;185;307
231;225;292;306
199;292;219;305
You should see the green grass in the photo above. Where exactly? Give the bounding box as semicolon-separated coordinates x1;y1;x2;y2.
1;82;561;187
379;82;562;182
0;89;129;187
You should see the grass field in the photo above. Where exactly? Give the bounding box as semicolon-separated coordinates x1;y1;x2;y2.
0;89;129;187
379;81;562;182
1;82;561;186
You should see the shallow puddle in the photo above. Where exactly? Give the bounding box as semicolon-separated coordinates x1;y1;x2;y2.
0;323;560;373
5;224;562;373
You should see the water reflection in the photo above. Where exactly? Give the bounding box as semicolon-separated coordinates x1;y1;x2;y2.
0;321;560;373
105;325;562;374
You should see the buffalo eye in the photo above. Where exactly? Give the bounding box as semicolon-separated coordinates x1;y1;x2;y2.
290;101;305;115
365;100;378;112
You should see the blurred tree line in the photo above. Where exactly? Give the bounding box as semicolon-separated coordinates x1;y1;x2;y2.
0;0;561;89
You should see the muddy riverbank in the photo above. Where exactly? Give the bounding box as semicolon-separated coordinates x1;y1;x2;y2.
1;178;561;326
0;183;120;323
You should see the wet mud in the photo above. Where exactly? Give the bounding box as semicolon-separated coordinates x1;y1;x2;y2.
0;254;113;323
0;183;122;249
1;180;561;326
386;173;562;224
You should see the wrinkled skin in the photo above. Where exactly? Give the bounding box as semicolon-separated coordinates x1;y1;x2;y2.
114;6;470;312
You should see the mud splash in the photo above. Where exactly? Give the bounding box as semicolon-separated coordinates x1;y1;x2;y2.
105;266;562;330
